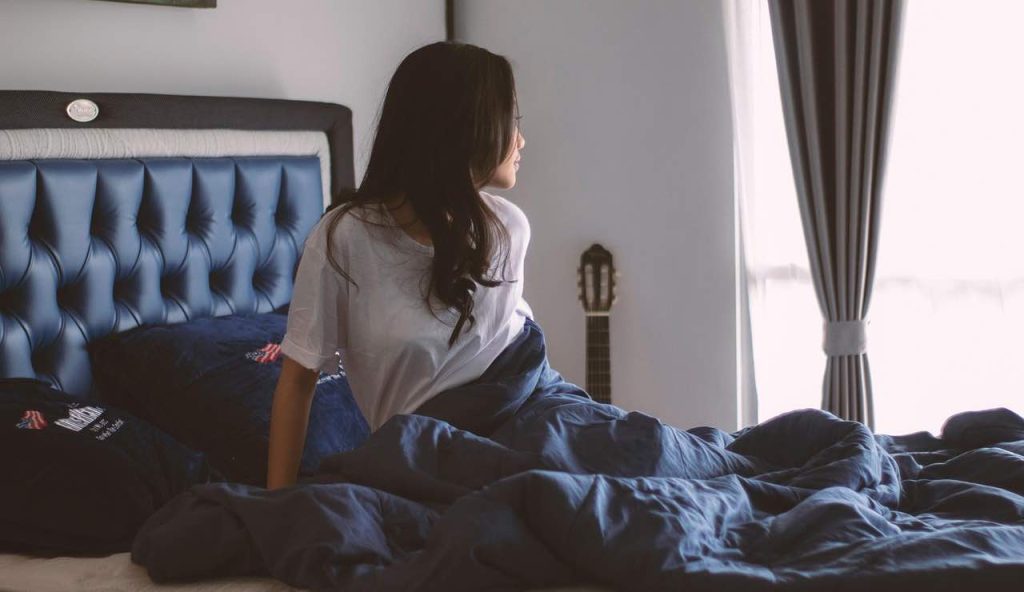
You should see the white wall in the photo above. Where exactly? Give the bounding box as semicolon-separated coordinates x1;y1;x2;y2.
457;0;739;429
0;0;446;179
0;0;738;430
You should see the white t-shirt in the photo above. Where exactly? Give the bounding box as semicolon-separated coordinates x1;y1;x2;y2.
281;191;533;431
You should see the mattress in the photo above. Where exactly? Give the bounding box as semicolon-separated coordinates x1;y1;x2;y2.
0;552;610;592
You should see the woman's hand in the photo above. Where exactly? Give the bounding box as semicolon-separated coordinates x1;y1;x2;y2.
266;356;320;489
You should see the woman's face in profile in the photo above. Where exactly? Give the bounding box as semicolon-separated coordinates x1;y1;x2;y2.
486;126;526;190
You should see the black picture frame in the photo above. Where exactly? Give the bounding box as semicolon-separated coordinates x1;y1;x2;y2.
95;0;217;8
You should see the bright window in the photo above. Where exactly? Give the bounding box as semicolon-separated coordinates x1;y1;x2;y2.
740;0;1024;434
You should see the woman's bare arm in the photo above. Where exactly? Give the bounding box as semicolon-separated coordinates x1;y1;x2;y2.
266;356;319;489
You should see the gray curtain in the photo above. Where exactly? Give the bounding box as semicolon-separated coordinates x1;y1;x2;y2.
768;0;904;428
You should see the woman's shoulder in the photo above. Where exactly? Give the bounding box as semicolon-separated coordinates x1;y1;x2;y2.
304;204;380;256
480;191;530;234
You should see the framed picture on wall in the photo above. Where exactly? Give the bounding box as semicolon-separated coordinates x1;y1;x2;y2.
94;0;217;8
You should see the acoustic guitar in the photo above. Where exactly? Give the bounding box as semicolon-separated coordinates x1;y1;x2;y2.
578;244;616;404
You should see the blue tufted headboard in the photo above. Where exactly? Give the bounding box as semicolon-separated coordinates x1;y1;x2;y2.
0;92;355;399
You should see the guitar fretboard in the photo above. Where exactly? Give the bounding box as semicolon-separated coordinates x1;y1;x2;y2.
585;314;611;404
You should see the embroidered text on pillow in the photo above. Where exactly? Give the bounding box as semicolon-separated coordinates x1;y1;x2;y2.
55;406;104;432
317;372;342;385
246;342;346;384
318;354;347;384
16;410;48;430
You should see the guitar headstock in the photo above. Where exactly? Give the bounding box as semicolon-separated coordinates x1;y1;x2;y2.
578;243;616;315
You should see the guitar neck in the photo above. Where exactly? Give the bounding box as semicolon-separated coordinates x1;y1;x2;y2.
585;314;611;404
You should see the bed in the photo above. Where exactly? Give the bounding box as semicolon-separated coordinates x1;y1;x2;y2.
0;90;613;592
2;91;1024;591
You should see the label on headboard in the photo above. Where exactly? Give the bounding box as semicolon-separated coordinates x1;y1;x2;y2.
66;99;100;123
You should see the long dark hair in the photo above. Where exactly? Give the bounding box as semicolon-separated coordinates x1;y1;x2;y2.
324;41;519;346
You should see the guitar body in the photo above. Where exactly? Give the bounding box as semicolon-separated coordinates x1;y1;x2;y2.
578;244;616;404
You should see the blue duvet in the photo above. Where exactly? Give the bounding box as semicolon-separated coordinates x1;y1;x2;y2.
132;319;1024;591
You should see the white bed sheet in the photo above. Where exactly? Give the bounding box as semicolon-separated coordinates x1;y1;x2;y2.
0;552;295;592
0;552;611;592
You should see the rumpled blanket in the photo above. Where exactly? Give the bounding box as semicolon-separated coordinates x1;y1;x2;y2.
132;319;1024;591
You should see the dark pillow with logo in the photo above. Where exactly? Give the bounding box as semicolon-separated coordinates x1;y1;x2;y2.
89;313;369;485
0;378;217;556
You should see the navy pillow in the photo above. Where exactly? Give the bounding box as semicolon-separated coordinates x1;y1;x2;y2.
89;313;369;486
0;378;216;556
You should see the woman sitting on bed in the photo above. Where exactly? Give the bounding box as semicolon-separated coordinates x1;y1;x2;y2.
267;41;530;489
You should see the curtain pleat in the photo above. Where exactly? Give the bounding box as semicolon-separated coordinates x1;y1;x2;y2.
768;0;904;428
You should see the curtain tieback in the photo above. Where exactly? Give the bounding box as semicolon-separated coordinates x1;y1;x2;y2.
823;320;868;356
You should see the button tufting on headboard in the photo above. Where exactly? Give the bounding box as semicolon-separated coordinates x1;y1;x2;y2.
0;156;323;398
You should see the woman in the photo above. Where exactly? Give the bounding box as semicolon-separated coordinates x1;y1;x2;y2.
267;41;529;489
